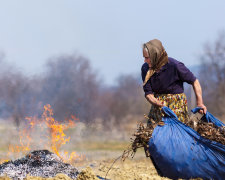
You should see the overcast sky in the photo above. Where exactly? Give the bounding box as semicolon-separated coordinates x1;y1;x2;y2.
0;0;225;85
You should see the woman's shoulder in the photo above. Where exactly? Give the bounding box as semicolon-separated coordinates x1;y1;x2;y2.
168;57;185;69
168;57;181;65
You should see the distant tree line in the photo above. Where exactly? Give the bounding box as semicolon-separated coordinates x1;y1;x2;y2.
0;32;224;129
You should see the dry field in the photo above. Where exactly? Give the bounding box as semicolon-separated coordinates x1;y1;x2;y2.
73;150;171;180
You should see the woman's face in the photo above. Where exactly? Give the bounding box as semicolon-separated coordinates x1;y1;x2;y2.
143;49;152;67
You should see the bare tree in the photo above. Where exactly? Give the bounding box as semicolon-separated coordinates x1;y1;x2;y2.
40;54;100;123
199;32;225;117
0;61;35;127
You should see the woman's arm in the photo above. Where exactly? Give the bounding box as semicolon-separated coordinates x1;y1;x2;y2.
145;94;164;107
192;79;207;114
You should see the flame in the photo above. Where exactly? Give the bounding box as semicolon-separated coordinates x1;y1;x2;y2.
61;151;86;163
42;104;79;159
4;104;82;163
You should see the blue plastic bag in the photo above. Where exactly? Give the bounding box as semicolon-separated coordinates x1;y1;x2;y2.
148;107;225;179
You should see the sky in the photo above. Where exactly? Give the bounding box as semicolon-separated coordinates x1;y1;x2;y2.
0;0;225;85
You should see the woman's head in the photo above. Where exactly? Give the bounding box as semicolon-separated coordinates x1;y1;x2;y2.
142;39;168;70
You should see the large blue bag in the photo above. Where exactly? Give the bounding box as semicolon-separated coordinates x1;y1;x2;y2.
148;106;225;180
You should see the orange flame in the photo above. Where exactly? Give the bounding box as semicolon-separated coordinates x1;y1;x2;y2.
5;104;82;163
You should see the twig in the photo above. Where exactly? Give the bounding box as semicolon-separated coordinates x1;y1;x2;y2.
104;155;122;180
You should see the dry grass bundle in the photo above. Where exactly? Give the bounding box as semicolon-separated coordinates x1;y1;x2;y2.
122;121;155;161
185;113;225;145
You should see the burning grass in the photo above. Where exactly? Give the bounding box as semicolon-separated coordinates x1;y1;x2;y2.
1;104;82;164
0;104;104;179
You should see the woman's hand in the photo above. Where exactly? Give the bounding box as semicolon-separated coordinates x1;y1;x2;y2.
145;94;164;107
197;104;207;114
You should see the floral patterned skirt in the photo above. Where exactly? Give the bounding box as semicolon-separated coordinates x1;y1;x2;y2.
148;93;189;123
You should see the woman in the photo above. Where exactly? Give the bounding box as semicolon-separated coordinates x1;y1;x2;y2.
141;39;207;124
